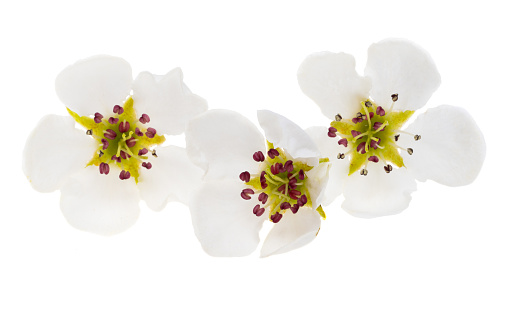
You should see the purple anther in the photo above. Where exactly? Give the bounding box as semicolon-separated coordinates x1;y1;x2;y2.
289;177;298;189
298;194;308;207
368;112;374;119
94;112;103;123
260;171;268;189
101;138;109;150
277;184;286;194
356;142;367;154
113;105;124;115
145;127;156;138
268;148;280;159
373;122;384;131
111;155;121;163
239;171;251;182
138;148;148;156
280;202;291;210
289;189;301;200
142;162;152;169
370;138;381;150
258;193;268;204
104;129;117;140
352;117;362;124
135;127;144;137
291;204;299;214
376;106;385;116
240;188;254;200
119;121;130;133
368;156;379;163
338;138;348;147
328;126;337;138
253;204;261;215
351;130;361;138
253;151;265;162
270;212;283;223
270;163;279;175
139;113;150;124
99;162;110;175
108;117;119;124
119;170;131;180
120;150;131;160
253;205;265;217
126;137;137;148
298;169;305;180
284;160;294;173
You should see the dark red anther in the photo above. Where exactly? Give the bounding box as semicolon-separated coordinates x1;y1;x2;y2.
119;121;130;133
277;184;286;194
280;202;291;210
260;171;268;189
120;150;131;160
99;162;110;175
101;139;109;150
298;194;308;207
113;105;124;115
108;117;119;124
138;148;148;156
298;169;305;180
104;129;117;140
356;142;367;154
289;177;297;189
239;171;250;182
119;170;131;180
370;138;381;150
139;113;150;124
268;148;279;159
289;189;301;200
284;160;294;173
111;155;121;163
135;127;144;137
368;156;379;163
126;137;137;148
142;162;152;169
253;205;265;216
291;204;299;214
368;112;374;119
270;212;283;223
352;117;362;124
94;112;103;123
338;138;348;147
328;126;337;138
258;193;268;204
145;127;156;138
376;106;385;116
240;188;254;200
253;151;265;162
373;122;384;131
351;130;361;138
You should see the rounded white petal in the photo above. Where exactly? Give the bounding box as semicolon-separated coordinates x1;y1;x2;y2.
260;207;320;258
297;51;371;119
132;68;207;135
304;126;349;205
305;161;331;209
257;110;320;166
138;145;204;211
60;166;140;235
22;114;97;193
55;55;132;116
186;109;264;180
400;105;486;186
189;179;264;257
365;39;441;111
341;164;417;218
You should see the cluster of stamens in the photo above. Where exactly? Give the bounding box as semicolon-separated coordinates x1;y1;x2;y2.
239;147;311;223
328;94;421;176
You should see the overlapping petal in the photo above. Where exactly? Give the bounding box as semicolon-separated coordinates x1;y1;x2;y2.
22;115;97;193
55;55;132;116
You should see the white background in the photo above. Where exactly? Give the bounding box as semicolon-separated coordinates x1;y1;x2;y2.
1;0;512;335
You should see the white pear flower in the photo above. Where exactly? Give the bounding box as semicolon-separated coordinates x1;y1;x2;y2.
185;109;330;257
23;55;206;234
297;39;486;218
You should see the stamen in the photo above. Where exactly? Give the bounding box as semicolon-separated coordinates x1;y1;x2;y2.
356;142;367;154
370;138;381;150
101;139;109;150
104;129;117;140
394;134;400;141
407;148;414;155
86;129;93;135
111;155;121;163
391;93;398;102
352;117;363;124
368;156;379;163
94;113;103;123
328;126;337;137
108;117;119;124
290;204;299;214
141;162;152;169
119;121;130;133
280;202;291;210
152;150;157;157
337;153;345;159
253;204;265;216
270;212;283;223
139;114;150;124
284;160;294;173
335;114;342;121
268;148;279;159
99;162;110;175
365;101;372;107
260;171;268;188
258;192;268;204
297;194;308;207
120;150;131;160
119;170;131;180
239;171;250;182
289;189;301;200
113;105;124;115
138;148;148;156
145;127;156;138
338;138;348;147
351;130;362;138
98;150;104;157
135;127;144;137
414;134;421;141
298;169;305;180
240;188;254;200
384;164;393;173
253;151;265;162
360;168;368;176
126;137;137;148
373;122;384;131
376;106;385;116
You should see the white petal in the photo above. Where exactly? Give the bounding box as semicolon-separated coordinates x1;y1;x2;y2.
132;68;207;135
60;166;140;235
186;110;264;180
297;51;371;119
189;179;264;257
400;105;486;186
341;164;417;218
257;110;320;166
304;126;349;205
260;207;320;258
305;161;331;209
138;145;204;211
22;114;97;193
55;55;132;116
365;39;441;111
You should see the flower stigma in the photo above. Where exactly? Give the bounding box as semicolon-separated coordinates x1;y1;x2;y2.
68;97;165;182
327;94;420;176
